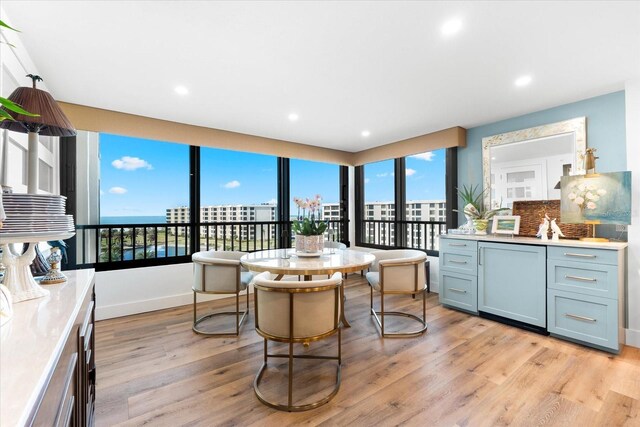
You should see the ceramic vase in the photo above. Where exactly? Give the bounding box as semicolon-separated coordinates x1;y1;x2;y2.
473;219;489;235
295;234;324;253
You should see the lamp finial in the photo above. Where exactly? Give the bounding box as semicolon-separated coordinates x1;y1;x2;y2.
26;74;43;89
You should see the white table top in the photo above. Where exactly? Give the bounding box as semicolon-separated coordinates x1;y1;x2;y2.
1;269;95;427
241;248;375;275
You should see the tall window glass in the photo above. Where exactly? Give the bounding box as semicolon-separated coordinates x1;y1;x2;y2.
363;159;395;245
200;148;277;251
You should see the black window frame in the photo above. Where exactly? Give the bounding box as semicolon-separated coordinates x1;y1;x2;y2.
355;147;457;256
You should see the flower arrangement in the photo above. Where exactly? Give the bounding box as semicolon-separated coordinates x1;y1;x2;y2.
567;182;607;211
292;194;328;236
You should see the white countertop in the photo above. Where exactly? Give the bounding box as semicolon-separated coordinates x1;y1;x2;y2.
439;233;628;250
0;269;95;427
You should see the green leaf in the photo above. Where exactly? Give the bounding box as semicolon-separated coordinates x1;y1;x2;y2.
0;96;39;117
0;20;19;32
0;109;14;121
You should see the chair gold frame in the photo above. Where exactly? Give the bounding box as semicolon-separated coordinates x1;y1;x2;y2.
192;261;249;337
253;279;342;412
370;259;428;338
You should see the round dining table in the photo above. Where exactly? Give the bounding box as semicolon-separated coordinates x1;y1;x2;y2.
241;248;375;327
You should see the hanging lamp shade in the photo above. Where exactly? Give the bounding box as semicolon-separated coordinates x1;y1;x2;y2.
0;75;76;136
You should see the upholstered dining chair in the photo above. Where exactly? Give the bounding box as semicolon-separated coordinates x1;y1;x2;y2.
252;271;343;412
324;240;347;251
191;250;254;336
324;240;348;279
366;249;428;338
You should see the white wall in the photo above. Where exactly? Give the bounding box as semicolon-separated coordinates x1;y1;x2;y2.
0;7;59;195
625;78;640;347
95;262;234;320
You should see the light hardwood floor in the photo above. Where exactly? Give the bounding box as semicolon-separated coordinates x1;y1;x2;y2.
95;275;640;426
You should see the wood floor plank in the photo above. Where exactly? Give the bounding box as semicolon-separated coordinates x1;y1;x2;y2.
591;391;640;426
94;276;640;426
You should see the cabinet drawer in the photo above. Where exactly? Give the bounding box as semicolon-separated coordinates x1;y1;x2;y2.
548;246;618;266
548;289;619;352
547;259;618;298
440;251;477;275
439;270;477;313
440;238;477;254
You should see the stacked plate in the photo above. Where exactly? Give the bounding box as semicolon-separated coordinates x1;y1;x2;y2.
1;194;75;234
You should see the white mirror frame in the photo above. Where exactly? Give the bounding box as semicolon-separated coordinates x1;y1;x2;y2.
482;117;587;209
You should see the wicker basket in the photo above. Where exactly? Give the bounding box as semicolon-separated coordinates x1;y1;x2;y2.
511;200;592;239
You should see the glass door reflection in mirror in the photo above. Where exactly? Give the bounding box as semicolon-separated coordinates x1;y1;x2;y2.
488;133;574;208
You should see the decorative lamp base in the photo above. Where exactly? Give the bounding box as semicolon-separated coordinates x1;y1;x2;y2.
1;243;50;302
579;237;610;243
40;270;67;285
580;223;609;243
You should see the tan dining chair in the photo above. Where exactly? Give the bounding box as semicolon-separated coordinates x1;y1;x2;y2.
191;250;254;336
366;249;428;338
252;271;343;412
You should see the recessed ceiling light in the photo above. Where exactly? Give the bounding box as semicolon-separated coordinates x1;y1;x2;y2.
514;75;532;87
174;85;189;95
441;19;463;36
361;130;371;137
491;157;496;160
288;113;299;122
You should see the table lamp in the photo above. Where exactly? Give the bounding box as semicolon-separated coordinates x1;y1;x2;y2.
0;74;76;194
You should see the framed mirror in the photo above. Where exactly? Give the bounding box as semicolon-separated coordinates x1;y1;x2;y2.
482;117;586;209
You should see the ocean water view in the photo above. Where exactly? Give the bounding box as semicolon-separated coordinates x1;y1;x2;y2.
100;215;166;225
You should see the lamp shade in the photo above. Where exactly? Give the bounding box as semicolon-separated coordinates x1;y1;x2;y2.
0;86;76;137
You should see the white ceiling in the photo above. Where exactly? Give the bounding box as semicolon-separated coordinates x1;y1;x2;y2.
2;1;639;152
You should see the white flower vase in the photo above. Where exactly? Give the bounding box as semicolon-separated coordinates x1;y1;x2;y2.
295;234;324;254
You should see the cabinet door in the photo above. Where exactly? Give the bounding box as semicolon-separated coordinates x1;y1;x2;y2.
478;242;546;327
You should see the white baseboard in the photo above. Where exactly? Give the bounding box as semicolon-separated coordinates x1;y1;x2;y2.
626;328;640;348
96;291;239;321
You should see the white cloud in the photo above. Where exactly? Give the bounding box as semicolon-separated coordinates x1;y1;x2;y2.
112;156;153;171
364;178;370;184
406;168;417;176
410;152;435;161
265;198;277;204
100;189;105;195
108;186;128;194
222;180;241;189
376;172;389;178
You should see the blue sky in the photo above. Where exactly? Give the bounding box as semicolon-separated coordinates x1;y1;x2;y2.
100;133;445;217
364;149;446;202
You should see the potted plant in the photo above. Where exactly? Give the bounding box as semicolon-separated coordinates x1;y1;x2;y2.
456;185;509;234
292;195;328;254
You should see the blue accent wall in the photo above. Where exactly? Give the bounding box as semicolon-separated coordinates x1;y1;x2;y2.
457;91;627;225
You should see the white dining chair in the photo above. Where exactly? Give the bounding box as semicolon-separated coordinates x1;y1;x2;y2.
252;271;343;412
191;250;254;336
366;249;428;338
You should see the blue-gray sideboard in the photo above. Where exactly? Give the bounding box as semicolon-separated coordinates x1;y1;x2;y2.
439;234;627;353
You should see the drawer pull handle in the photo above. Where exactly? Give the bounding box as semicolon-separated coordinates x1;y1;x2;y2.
565;275;597;282
449;259;468;264
449;288;467;294
565;313;597;323
449;243;467;247
563;252;596;258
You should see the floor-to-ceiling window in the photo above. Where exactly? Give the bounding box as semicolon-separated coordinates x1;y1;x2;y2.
362;159;396;246
199;148;278;251
290;158;341;244
405;149;447;250
96;133;190;262
357;150;449;253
